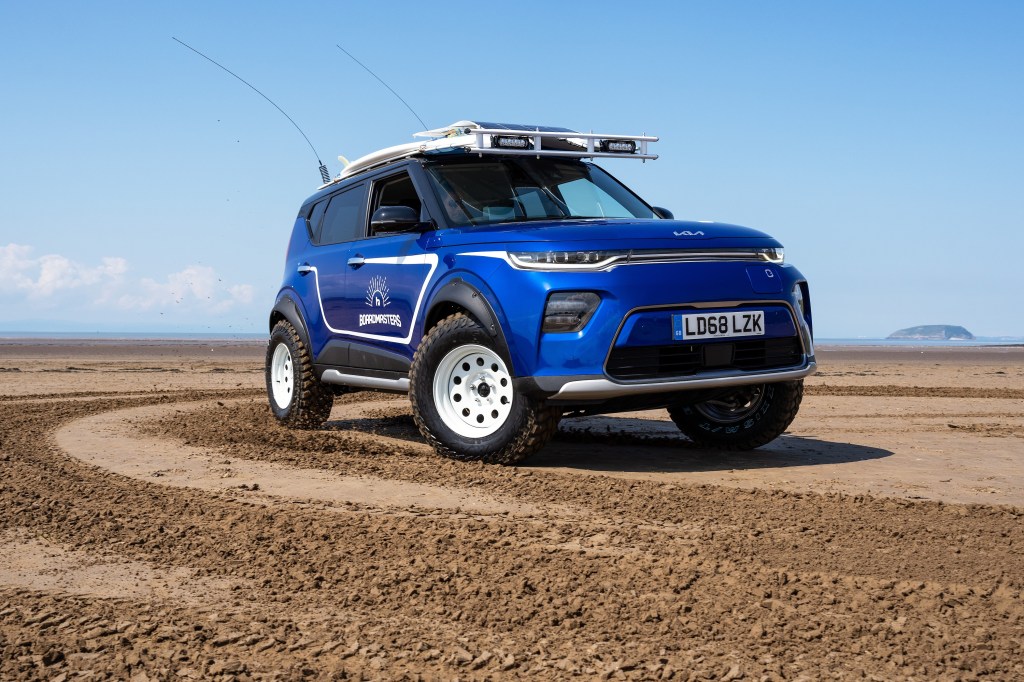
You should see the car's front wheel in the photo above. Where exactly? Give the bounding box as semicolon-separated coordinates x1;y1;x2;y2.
266;320;333;429
667;380;803;450
410;313;560;464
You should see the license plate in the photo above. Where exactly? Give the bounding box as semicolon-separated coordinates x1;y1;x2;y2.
672;311;765;341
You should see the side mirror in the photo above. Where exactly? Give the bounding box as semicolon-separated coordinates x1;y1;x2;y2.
652;206;674;220
371;205;420;233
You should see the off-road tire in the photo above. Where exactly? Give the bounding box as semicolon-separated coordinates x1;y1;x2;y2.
668;380;803;450
266;320;333;429
410;313;561;464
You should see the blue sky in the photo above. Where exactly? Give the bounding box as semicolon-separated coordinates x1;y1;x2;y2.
1;1;1021;337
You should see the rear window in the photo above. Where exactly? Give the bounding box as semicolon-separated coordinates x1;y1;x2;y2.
316;183;367;245
306;200;327;239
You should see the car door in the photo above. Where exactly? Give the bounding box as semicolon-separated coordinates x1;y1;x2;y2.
340;170;436;352
302;182;368;343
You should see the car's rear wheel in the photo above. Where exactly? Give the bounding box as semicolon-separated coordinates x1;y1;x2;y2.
667;380;803;450
266;320;333;429
410;313;560;464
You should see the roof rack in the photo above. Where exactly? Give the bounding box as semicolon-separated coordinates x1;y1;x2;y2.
417;120;658;161
324;120;658;187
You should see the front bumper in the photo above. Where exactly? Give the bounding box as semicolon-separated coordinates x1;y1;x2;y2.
533;359;816;401
470;255;815;402
524;293;817;403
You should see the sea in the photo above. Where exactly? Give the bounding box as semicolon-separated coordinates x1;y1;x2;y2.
1;331;1021;347
0;331;266;342
817;338;1024;347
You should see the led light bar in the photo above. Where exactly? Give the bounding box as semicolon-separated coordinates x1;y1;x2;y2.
601;140;637;154
493;135;532;149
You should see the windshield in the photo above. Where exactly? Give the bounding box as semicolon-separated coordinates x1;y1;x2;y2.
424;158;656;227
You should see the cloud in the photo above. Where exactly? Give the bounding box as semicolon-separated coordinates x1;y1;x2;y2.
117;265;254;313
1;244;129;296
0;243;252;315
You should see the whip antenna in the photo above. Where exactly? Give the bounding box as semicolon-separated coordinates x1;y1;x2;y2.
172;37;331;184
336;44;427;130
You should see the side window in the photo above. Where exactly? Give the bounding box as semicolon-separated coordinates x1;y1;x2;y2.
369;173;423;235
306;200;327;240
317;184;367;245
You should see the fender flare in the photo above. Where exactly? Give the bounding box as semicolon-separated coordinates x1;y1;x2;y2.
424;277;514;369
269;293;312;350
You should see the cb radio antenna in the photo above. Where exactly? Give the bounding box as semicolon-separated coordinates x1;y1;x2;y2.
336;44;428;130
172;37;331;184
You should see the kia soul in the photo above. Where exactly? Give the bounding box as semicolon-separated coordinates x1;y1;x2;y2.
266;121;816;463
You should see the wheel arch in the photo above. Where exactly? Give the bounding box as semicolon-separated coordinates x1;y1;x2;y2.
269;292;312;350
423;277;515;372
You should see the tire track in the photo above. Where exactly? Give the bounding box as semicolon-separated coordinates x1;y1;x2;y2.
2;392;1023;680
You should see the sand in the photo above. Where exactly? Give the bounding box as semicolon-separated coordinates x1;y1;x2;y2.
0;340;1021;680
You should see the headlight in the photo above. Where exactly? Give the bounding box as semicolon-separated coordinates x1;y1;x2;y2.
510;250;628;270
510;248;783;270
542;292;601;333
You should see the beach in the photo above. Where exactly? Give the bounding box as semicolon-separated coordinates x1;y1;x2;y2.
1;340;1022;679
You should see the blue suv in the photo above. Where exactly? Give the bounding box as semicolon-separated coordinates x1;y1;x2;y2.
266;122;816;463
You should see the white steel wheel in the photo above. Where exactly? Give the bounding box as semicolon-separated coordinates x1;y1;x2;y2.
432;343;514;438
269;343;294;409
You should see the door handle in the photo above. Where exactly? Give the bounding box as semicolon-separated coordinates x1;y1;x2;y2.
297;263;313;275
347;256;365;268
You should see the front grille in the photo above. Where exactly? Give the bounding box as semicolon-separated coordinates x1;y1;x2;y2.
606;337;803;380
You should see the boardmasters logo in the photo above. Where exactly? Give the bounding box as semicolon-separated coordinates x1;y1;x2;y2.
360;275;401;328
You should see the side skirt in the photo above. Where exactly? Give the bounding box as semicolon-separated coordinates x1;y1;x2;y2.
317;365;410;394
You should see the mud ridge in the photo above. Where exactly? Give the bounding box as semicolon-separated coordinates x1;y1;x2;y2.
807;384;1024;399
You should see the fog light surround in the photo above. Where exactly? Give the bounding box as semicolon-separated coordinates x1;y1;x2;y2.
793;281;812;328
542;292;601;333
793;283;805;316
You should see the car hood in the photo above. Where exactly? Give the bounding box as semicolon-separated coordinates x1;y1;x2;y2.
429;219;781;249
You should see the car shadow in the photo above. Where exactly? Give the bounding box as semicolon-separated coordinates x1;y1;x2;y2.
323;413;419;441
528;434;893;474
529;414;893;474
325;411;893;474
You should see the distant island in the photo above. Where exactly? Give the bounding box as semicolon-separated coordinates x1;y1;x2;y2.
887;325;975;340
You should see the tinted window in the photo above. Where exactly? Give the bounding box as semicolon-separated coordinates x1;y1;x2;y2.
318;184;366;245
369;173;424;235
373;173;422;214
424;159;655;227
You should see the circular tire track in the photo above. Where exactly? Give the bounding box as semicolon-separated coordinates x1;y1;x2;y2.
1;391;1023;680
